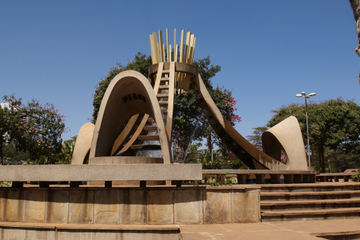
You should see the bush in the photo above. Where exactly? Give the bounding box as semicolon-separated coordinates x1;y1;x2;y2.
197;150;223;169
351;171;360;182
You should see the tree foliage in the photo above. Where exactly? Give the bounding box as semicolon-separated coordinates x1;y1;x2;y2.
0;95;67;164
268;98;360;172
246;126;268;149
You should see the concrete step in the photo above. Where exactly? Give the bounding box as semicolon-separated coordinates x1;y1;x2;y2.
137;135;159;140
159;85;169;89
157;93;168;98
261;207;360;222
143;126;158;131
158;101;169;105
261;198;360;211
259;183;360;193
130;144;161;150
261;190;360;201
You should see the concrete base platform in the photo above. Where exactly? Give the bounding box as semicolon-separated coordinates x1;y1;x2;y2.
0;185;260;226
0;222;180;240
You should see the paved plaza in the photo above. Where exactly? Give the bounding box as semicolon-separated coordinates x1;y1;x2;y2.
180;218;360;239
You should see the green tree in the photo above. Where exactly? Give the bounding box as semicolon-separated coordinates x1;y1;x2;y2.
246;126;268;149
196;149;223;169
268;99;360;172
0;104;12;165
2;142;27;163
0;95;67;164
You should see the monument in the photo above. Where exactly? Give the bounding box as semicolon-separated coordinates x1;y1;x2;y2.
0;29;314;239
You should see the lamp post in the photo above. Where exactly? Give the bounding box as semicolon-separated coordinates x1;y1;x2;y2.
296;92;316;167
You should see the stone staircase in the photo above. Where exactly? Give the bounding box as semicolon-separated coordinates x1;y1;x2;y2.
260;182;360;222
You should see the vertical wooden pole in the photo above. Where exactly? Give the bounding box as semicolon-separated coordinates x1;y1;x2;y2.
179;30;185;63
174;28;177;62
158;30;165;62
166;28;170;62
153;32;160;64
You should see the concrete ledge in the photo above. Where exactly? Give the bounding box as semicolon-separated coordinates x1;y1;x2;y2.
203;169;316;174
0;222;180;231
316;173;354;182
0;164;202;182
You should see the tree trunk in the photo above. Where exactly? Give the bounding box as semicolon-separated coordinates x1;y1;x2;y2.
318;146;326;173
0;141;3;165
207;134;212;155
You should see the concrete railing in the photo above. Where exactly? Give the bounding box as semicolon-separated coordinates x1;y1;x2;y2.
0;164;202;187
315;173;354;182
202;170;316;184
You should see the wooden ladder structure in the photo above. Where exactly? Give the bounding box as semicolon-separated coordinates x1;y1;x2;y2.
112;29;195;158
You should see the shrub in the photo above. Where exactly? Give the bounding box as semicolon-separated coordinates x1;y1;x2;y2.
351;171;360;182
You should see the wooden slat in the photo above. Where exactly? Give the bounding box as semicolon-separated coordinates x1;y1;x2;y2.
159;85;169;89
111;114;139;155
144;126;158;131
165;62;175;140
184;31;191;63
174;44;178;62
149;34;156;64
117;115;149;155
190;37;196;64
179;29;185;63
158;30;165;62
188;34;195;64
174;28;177;62
153;62;164;93
157;93;168;98
153;32;160;64
166;28;170;62
137;135;160;140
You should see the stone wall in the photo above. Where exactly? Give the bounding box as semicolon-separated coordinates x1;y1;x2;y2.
0;186;260;225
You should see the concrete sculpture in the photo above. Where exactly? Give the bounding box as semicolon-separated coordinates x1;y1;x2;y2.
72;28;309;171
262;116;308;170
71;122;94;165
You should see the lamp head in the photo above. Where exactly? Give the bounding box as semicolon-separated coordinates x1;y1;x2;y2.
296;94;302;97
308;92;316;97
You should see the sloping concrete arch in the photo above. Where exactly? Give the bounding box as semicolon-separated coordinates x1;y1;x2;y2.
262;116;308;170
89;70;172;164
71;122;95;165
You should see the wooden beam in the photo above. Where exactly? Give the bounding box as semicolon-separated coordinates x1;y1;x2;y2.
166;28;170;62
158;30;165;62
179;29;185;63
174;28;177;62
184;31;191;63
149;34;157;64
153;32;160;64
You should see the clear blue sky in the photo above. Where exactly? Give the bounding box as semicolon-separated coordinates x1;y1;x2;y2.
1;1;359;142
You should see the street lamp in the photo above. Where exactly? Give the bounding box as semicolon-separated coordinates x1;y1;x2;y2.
296;92;316;167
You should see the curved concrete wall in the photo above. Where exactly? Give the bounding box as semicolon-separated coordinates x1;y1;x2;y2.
71;123;94;165
262;116;308;170
89;70;172;163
